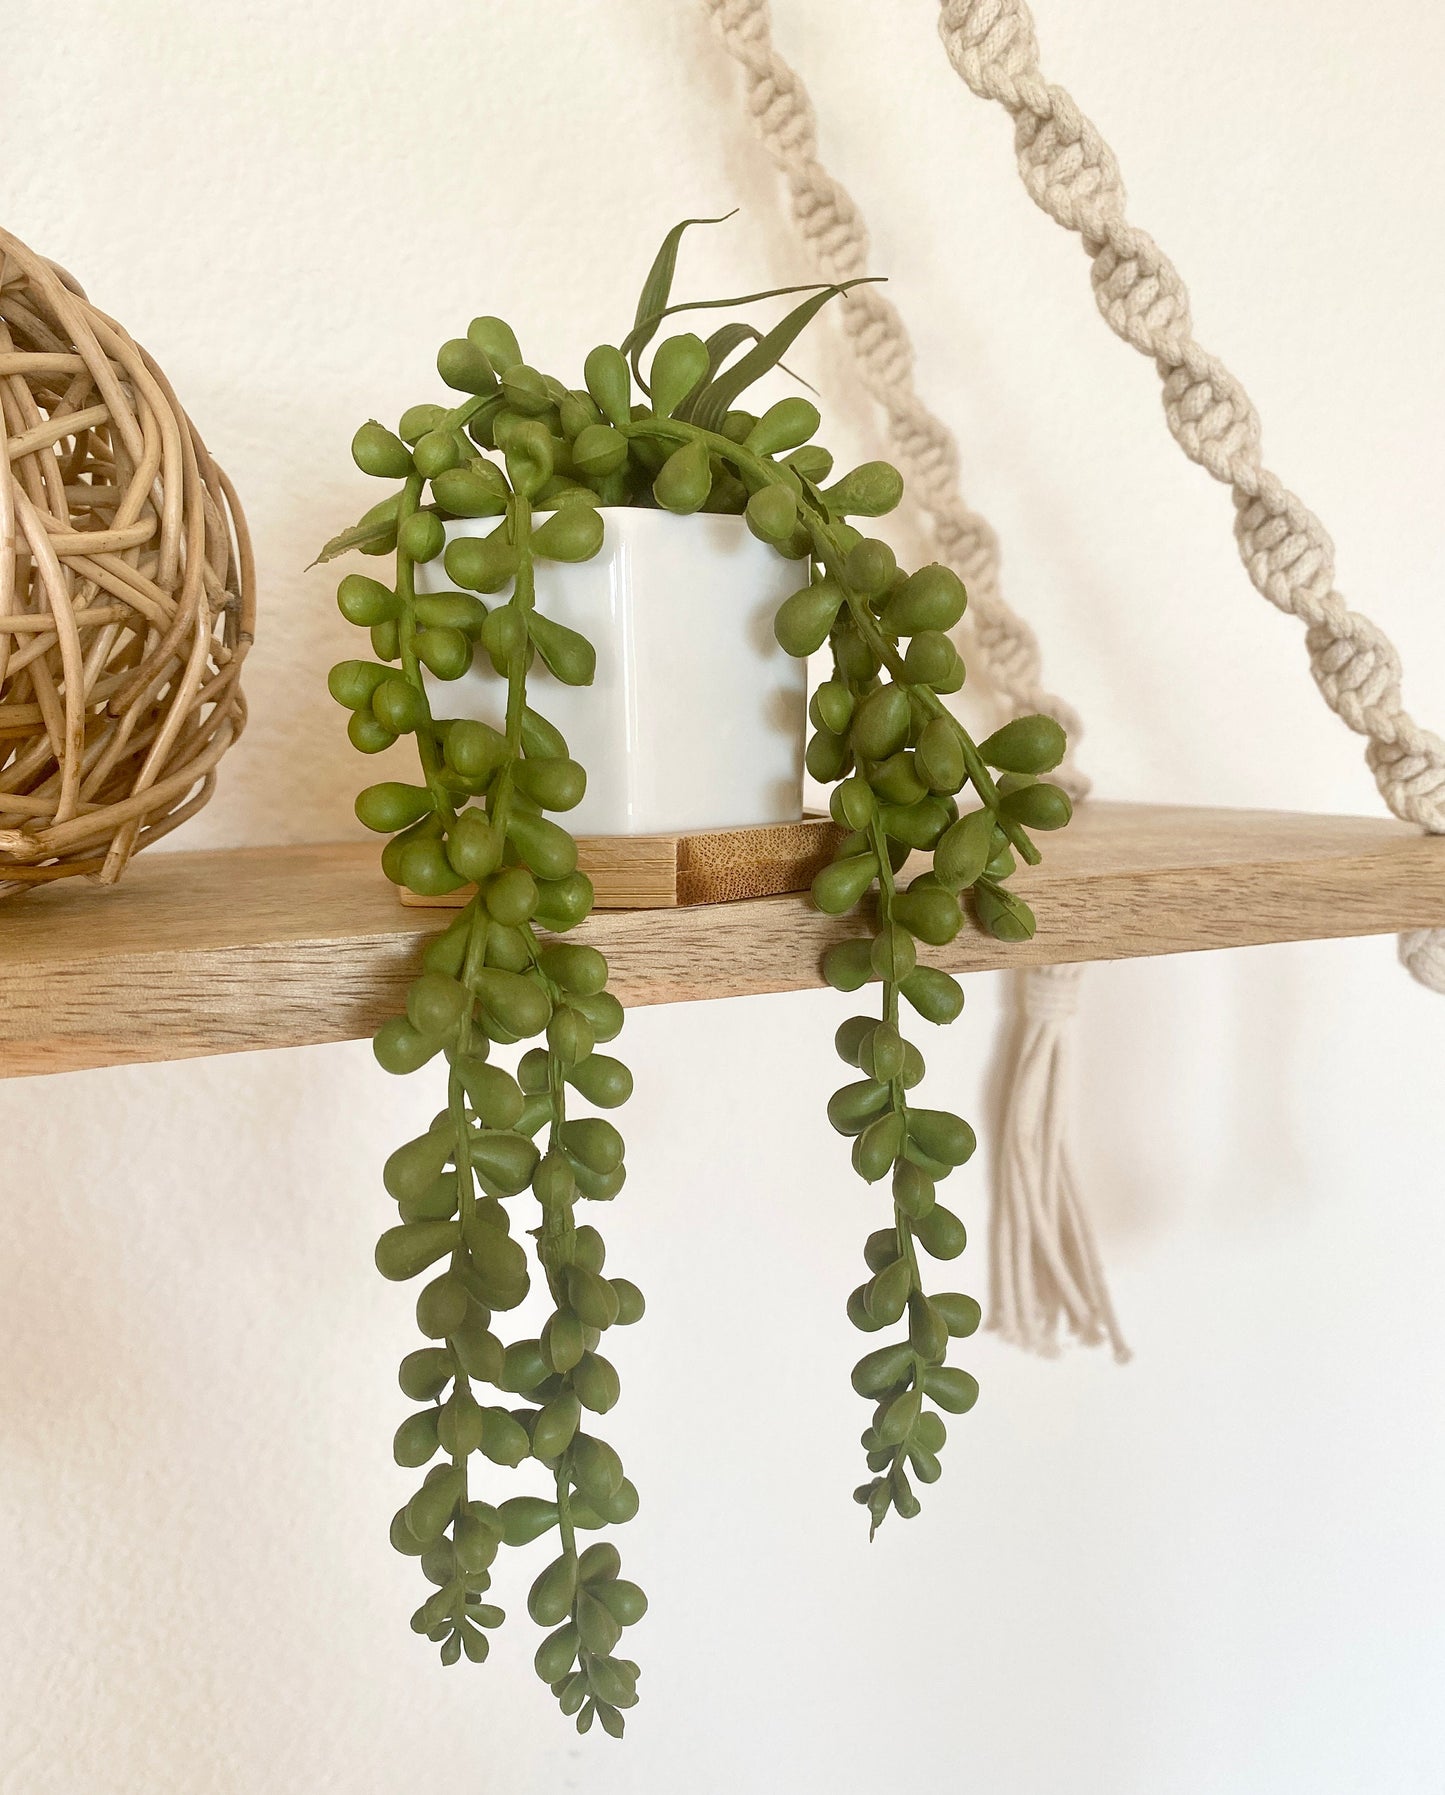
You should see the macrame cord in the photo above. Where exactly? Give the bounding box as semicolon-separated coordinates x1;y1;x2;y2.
704;0;1128;1360
936;0;1445;995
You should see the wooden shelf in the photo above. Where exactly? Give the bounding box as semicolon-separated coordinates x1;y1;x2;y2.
2;802;1441;1079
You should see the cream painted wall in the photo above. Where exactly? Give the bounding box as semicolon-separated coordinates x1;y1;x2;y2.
3;3;1443;1790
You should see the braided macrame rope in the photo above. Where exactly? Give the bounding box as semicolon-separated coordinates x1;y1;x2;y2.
701;0;1086;789
704;0;1129;1360
937;0;1445;994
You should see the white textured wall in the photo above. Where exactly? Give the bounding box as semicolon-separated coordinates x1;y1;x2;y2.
3;3;1443;1790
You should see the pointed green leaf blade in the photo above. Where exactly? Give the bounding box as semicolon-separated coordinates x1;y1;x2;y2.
619;280;841;362
628;212;737;387
687;278;881;433
308;496;401;567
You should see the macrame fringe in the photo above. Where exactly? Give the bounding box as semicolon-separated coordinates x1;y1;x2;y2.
1399;927;1445;993
989;964;1130;1362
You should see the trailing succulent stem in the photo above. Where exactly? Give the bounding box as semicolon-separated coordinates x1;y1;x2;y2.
324;216;1070;1735
616;407;1069;1532
331;363;645;1734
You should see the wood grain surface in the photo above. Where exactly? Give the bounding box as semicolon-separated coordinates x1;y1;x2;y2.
2;803;1442;1079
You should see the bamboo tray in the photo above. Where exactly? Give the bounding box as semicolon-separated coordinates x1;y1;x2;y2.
397;816;844;910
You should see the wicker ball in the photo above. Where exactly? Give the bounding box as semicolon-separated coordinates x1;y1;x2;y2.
0;225;253;892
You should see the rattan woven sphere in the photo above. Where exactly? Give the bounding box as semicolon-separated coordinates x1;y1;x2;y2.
0;225;253;893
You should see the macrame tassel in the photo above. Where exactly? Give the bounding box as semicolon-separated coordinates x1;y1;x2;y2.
989;964;1130;1362
1400;926;1445;993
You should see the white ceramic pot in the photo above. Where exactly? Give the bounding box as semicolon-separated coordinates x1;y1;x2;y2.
418;509;807;836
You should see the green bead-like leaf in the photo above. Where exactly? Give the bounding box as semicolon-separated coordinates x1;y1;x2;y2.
972;880;1038;942
977;714;1067;776
773;579;842;657
352;420;412;479
649;333;709;417
811;854;879;915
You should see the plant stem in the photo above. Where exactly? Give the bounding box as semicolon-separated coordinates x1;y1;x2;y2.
493;487;586;1590
484;492;534;849
393;474;456;829
866;807;928;1466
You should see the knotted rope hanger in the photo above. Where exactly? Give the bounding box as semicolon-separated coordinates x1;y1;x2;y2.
936;0;1445;994
704;0;1128;1361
